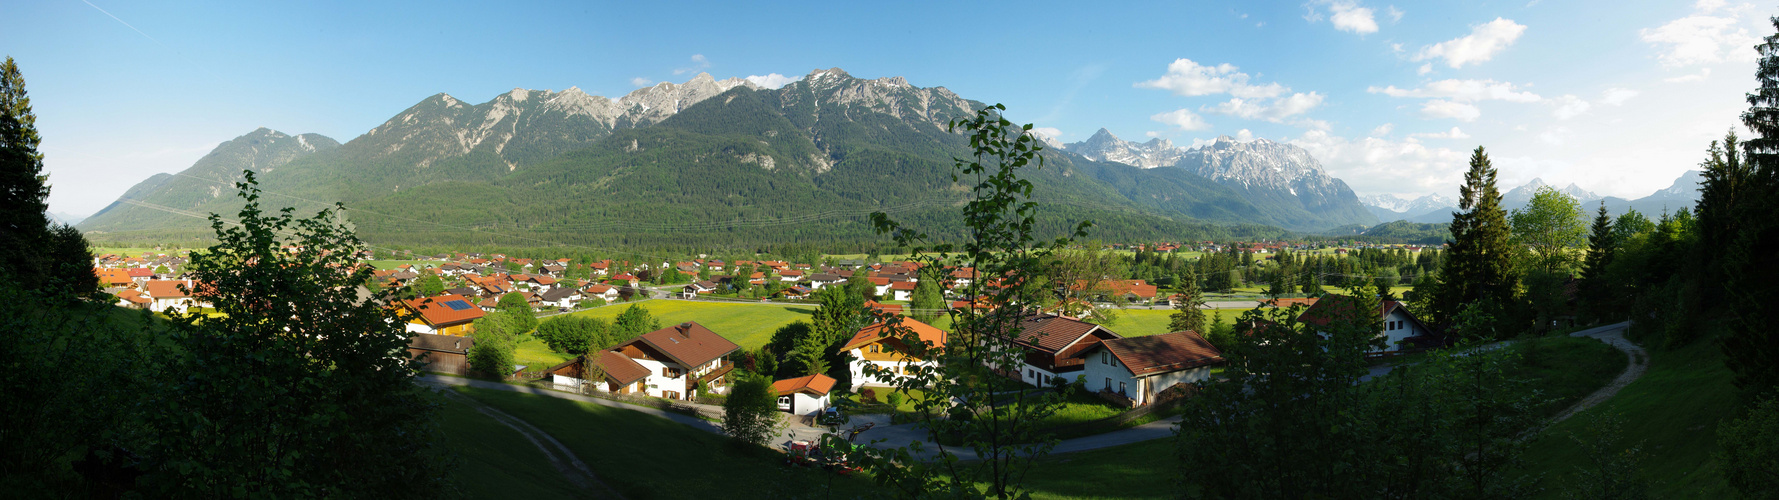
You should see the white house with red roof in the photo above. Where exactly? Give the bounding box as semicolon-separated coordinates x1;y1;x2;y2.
841;318;948;390
773;374;837;416
1079;330;1224;406
545;322;740;401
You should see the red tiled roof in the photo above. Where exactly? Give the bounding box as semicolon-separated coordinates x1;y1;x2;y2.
841;318;948;352
772;374;837;397
143;280;194;299
126;268;155;277
401;294;485;327
624;322;740;368
889;281;919;291
999;313;1120;353
596;351;650;386
1097;331;1223;377
95;268;132;285
1296;295;1399;329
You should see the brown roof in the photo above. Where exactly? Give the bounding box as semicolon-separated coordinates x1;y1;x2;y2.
142;280;194;299
1096;331;1224;377
1296;295;1403;329
1000;313;1120;353
401;294;485;327
772;374;837;397
409;333;475;354
889;281;919;291
624;321;740;368
595;351;650;386
841;318;948;352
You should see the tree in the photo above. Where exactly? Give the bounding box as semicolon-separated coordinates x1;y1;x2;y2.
1717;397;1779;496
468;333;516;378
1167;276;1206;334
721;373;784;446
909;269;946;323
846;267;875;301
1578;203;1618;323
411;273;446;297
863;103;1091;498
148;172;447;496
612;303;660;342
1724;20;1779;401
1433;146;1521;338
1510;185;1588;274
0;57;95;298
536;315;608;354
496;291;538;333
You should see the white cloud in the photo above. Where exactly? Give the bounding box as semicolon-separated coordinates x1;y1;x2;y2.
1420;100;1481;121
1414;18;1527;69
1328;2;1379;34
1641;14;1759;68
672;54;712;75
1411;126;1470;139
1371;123;1395;136
630;77;654;87
1150;109;1213;131
1135;59;1286;98
1235;129;1256;141
1204;92;1325;122
1601;88;1640;105
1696;0;1726;14
1386;5;1404;23
1552;94;1591;119
1417;63;1433;75
1291;129;1469;195
1030;127;1064;140
1368;79;1542;102
744;73;801;89
1665;68;1712;82
1539;126;1573;145
1145;131;1162;138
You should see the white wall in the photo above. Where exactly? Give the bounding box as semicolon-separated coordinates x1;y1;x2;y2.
792;392;829;416
1083;349;1139;400
847;350;938;389
1380;310;1426;352
631;358;691;400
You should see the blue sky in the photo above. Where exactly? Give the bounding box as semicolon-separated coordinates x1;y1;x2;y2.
5;0;1767;215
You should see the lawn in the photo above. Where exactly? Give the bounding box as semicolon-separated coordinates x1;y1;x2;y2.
447;386;876;499
433;393;587;498
1520;332;1736;498
563;299;814;349
511;335;576;373
1098;308;1249;338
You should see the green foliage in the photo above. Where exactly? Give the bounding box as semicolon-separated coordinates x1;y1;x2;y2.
1717;396;1779;497
496;292;538;333
1510;185;1588;274
1433;146;1522;338
148;172;447;496
1578;203;1617;323
468;334;516;378
1562;412;1650;500
611;303;661;341
0;57;96;298
861;103;1090;498
909;269;946;323
411;273;446;297
1167;276;1206;334
1725;17;1779;404
720;373;783;446
535;315;610;354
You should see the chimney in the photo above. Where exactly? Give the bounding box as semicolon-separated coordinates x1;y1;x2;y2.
678;322;693;337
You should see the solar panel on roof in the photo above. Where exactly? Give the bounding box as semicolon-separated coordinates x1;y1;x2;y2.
442;300;473;311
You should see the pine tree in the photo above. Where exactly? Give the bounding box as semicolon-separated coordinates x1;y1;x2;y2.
1168;275;1206;334
1724;16;1779;402
1578;203;1617;323
1433;146;1519;338
0;57;96;297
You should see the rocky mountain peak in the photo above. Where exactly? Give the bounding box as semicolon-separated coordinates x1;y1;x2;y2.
1065;129;1188;169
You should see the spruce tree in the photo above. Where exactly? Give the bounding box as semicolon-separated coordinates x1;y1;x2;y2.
0;57;96;297
1433;146;1518;338
1578;202;1616;323
1724;16;1779;402
1168;275;1206;334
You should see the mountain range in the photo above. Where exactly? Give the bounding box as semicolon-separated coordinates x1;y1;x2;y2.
82;68;1383;249
1359;171;1705;224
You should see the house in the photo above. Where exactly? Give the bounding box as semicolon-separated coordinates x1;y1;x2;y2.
538;287;580;309
408;333;475;375
868;277;892;297
773;374;837;416
841;318;947;389
583;284;619;302
399;294;484;336
889;281;919;301
992;313;1124;387
777;285;813;299
142;280;207;313
94;268;134;288
807;273;846;289
682;280;720;299
1297;295;1434;353
777;269;804;282
1079;330;1223;407
546;322;740;400
113;289;150;309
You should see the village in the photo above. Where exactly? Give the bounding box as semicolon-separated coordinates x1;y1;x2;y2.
90;240;1442;447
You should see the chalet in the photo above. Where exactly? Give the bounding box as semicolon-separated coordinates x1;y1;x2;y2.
807;273;846;289
777;285;813;299
773;374;837;416
126;267;155;284
681;280;720;299
1106;280;1159;304
94;268;133;288
867;276;893;297
546;322;740;401
142;280;208;313
399;294;483;336
583;284;619;302
408;333;475;375
113;289;150;309
538;287;581;309
841;318;947;389
993;313;1123;387
889;281;919;301
1080;331;1223;407
778;269;804;282
1297;295;1435;353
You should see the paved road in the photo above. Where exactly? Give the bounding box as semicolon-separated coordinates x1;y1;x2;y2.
1547;321;1642;425
420;374;724;434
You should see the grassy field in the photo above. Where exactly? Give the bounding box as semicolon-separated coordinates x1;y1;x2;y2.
1099;308;1250;337
447;386;875;499
434;393;587;498
1520;333;1736;498
563;299;814;349
511;335;576;373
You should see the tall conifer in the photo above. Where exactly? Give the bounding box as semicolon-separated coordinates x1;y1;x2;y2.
1724;17;1779;401
1432;146;1517;337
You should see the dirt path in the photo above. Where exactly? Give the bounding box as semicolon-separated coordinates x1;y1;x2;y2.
435;388;626;499
1547;321;1645;426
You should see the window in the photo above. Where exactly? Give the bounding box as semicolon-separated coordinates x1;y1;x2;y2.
1118;382;1127;395
1112;357;1119;367
869;344;881;353
778;396;791;406
662;367;683;378
1101;352;1109;364
1105;378;1112;391
663;391;681;400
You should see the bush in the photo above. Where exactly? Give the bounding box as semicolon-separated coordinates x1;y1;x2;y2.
1718;397;1779;496
886;392;906;408
468;336;515;378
